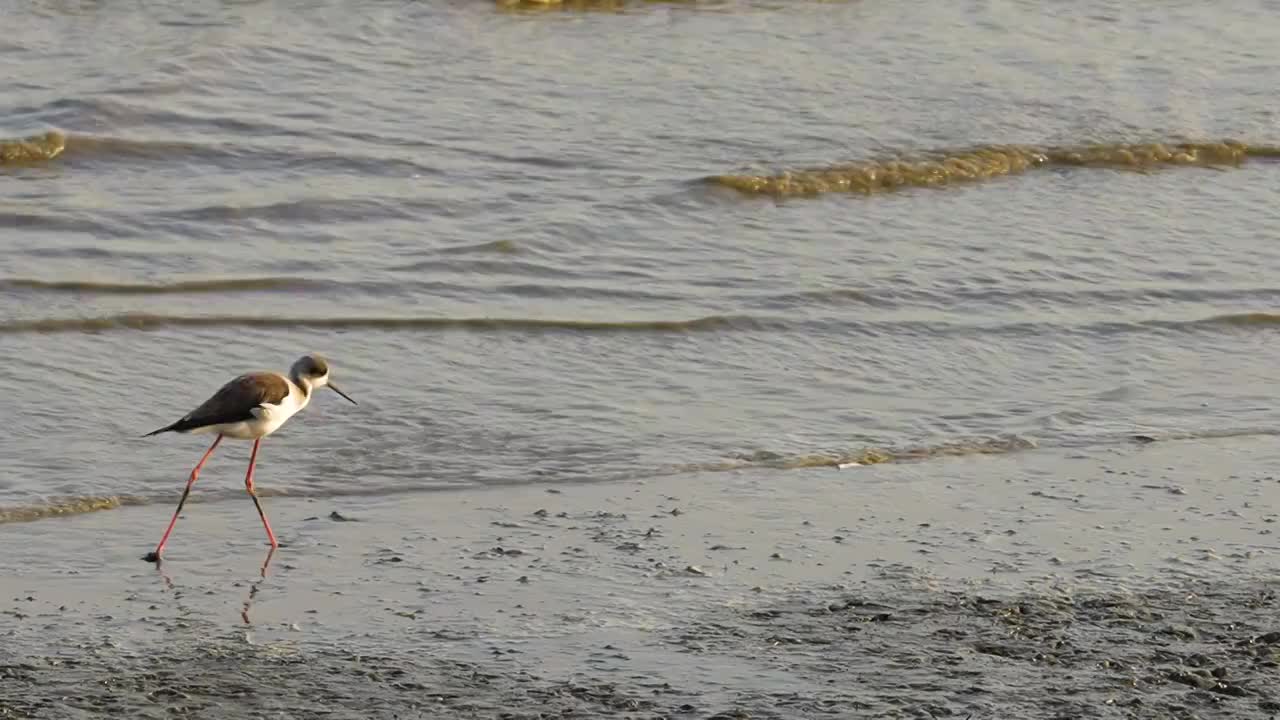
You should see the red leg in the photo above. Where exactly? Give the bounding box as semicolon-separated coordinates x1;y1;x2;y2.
245;438;279;548
145;434;223;562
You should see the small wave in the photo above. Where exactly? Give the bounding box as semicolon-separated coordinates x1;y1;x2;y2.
0;483;446;527
0;312;769;335
495;0;651;11
746;288;878;308
684;436;1041;472
8;310;1280;338
153;197;418;225
62;134;236;162
677;425;1280;474
0;130;66;165
0;277;330;295
436;239;523;255
0;212;128;238
708;139;1277;197
47;132;440;177
1122;311;1280;333
387;257;580;279
0;481;445;526
744;285;1280;311
0;495;148;524
1189;312;1280;328
495;0;735;11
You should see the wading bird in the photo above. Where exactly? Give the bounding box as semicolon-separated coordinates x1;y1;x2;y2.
142;353;356;562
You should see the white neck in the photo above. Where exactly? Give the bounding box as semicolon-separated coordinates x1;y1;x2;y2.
291;372;316;399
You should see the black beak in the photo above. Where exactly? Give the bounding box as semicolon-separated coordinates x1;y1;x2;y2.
328;382;357;405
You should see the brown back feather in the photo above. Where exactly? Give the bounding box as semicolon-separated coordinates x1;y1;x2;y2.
173;373;290;431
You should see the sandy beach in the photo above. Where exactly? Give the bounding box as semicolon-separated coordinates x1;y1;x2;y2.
4;435;1279;718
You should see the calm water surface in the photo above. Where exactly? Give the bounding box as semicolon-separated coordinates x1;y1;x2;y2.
3;0;1280;518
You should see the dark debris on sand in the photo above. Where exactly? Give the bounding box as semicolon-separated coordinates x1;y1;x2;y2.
669;577;1280;719
4;579;1280;719
0;643;698;720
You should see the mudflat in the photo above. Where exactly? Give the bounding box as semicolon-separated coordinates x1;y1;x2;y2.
4;435;1279;718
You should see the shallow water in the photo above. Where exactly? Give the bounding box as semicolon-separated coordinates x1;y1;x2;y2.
4;0;1280;522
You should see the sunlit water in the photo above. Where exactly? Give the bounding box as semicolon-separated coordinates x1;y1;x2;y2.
3;0;1280;521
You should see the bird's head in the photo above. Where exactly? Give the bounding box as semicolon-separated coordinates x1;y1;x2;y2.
291;353;357;404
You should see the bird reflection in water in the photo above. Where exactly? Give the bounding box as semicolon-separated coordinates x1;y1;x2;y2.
149;545;278;625
241;546;277;625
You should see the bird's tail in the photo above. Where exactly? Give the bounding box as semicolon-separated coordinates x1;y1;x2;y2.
143;421;179;437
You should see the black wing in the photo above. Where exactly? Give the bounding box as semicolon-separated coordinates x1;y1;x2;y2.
144;373;289;436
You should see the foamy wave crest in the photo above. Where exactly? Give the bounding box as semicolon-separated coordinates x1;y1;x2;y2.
0;495;148;524
684;436;1041;472
0;130;66;165
709;139;1276;197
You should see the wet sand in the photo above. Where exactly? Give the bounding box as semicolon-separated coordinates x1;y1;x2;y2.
3;435;1279;718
